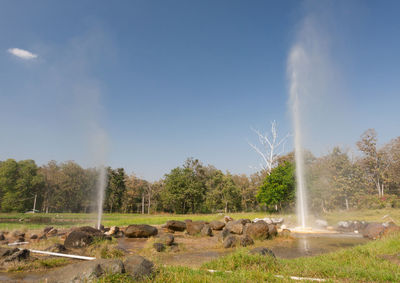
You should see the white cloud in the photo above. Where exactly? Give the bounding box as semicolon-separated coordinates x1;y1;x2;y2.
7;48;38;59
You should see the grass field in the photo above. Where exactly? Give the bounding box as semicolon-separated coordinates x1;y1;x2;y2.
0;208;399;231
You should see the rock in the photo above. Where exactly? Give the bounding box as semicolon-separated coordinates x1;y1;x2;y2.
271;218;284;225
245;221;269;240
209;220;225;230
46;243;67;253
221;228;231;240
123;255;154;280
165;220;186;232
362;223;386;240
0;233;5;241
64;230;95;248
30;234;38;239
0;247;19;257
75;226;103;236
223;235;237;248
153;243;165;252
224;216;233;223
239;235;254;247
238;219;252;225
186;221;205;235
44;226;54;234
315;219;328;228
39;234;47;240
18;236;25;242
225;220;245;235
45;259;124;283
5;249;30;262
115;230;124;238
125;225;158;238
267;224;278;238
47;228;58;236
201;225;213;237
0;240;9;245
105;226;119;236
12;231;25;238
250;247;275;258
281;229;291;237
158;234;174;246
170;245;180;252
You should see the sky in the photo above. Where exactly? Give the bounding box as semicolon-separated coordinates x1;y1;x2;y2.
0;0;399;180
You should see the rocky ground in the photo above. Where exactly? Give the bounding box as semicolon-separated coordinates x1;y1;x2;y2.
0;216;398;282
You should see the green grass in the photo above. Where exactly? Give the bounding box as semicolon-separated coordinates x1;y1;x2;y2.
7;258;71;272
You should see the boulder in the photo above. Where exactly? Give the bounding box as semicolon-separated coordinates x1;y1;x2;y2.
267;224;278;238
239;235;254;247
64;231;95;248
30;234;38;240
153;243;165;252
44;226;54;234
46;243;67;253
201;225;213;237
362;223;386;240
5;249;30;262
105;226;119;236
158;234;174;246
223;235;237;248
226;220;245;235
186;221;205;235
123;255;154;280
209;220;225;230
250;247;275;258
245;221;269;240
45;259;124;283
221;228;231;240
125;225;158;238
0;233;5;241
281;229;291;237
75;226;103;236
165;220;186;232
224;216;233;223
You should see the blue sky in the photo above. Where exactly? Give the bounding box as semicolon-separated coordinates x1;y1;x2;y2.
1;0;399;180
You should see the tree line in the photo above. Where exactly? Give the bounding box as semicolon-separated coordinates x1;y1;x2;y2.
0;129;399;214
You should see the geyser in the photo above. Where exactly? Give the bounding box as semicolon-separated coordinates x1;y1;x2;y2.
288;45;309;229
96;165;107;229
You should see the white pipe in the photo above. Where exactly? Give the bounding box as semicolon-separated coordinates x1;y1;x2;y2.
274;275;326;282
28;249;96;260
8;242;29;246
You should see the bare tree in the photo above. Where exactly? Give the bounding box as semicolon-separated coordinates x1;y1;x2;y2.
249;121;290;174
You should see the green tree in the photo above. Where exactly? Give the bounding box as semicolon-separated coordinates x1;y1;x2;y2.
0;159;44;212
105;168;127;213
257;161;295;211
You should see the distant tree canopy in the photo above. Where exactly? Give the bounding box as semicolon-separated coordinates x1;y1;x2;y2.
0;128;399;213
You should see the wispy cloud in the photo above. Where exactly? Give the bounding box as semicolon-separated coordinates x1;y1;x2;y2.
7;48;38;59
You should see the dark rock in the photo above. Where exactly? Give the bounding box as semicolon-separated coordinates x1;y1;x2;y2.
221;228;231;240
245;221;269;240
123;255;154;280
281;229;291;237
12;231;25;238
5;249;30;262
362;223;386;240
0;247;19;257
250;247;275;258
64;230;94;248
46;243;67;253
223;235;237;248
209;220;225;230
153;243;166;252
30;234;38;240
0;233;5;241
18;236;25;242
225;220;245;235
75;226;103;236
47;228;58;237
165;220;186;232
201;225;213;237
267;224;278;238
186;221;205;235
44;259;124;283
239;235;254;247
114;230;124;238
44;226;54;234
125;225;158;238
158;234;174;246
39;234;47;240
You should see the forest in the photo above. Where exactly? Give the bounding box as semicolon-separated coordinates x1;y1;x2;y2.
0;129;399;214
